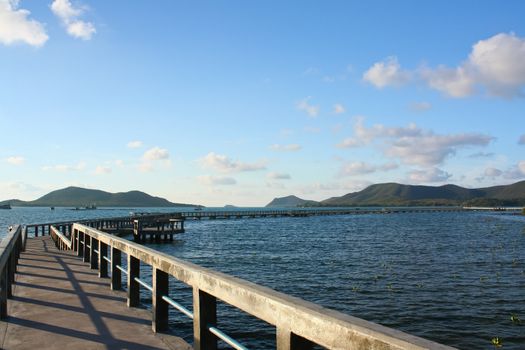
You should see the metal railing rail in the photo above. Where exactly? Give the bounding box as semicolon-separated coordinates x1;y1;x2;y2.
47;223;455;350
0;225;25;319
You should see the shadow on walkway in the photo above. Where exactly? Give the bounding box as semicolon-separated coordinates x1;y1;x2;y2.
0;237;191;350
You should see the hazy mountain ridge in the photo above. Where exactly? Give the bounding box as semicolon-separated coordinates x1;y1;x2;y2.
267;181;525;207
0;187;197;207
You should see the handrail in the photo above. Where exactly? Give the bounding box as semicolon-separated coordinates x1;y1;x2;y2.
50;226;72;250
66;223;454;350
0;225;24;319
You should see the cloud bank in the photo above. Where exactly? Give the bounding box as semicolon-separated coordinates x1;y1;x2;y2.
364;33;525;98
0;0;48;46
51;0;95;40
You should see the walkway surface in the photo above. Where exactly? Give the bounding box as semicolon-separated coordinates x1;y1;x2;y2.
0;237;192;350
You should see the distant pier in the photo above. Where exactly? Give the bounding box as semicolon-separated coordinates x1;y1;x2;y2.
22;206;465;241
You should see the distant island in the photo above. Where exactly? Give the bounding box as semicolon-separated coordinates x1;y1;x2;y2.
266;195;319;207
0;186;200;208
266;181;525;207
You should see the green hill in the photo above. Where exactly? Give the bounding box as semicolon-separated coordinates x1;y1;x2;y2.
321;181;525;207
265;195;319;207
0;187;198;207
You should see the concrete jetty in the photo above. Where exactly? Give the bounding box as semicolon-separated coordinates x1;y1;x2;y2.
0;235;190;350
0;223;456;350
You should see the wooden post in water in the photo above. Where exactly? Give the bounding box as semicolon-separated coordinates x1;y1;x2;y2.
127;255;140;307
193;288;217;350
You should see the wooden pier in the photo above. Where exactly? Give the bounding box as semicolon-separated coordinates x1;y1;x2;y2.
22;206;464;241
0;223;455;350
132;218;185;243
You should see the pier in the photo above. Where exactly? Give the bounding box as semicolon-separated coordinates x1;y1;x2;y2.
22;206;464;241
0;220;456;349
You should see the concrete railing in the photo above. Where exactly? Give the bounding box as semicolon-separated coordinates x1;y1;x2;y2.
46;223;456;350
50;226;72;250
0;225;25;319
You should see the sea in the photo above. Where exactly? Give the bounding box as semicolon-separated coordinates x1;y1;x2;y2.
1;207;524;349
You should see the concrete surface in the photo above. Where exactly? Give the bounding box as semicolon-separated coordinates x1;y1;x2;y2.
0;236;191;350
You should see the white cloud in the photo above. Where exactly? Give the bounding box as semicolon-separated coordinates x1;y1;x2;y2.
337;137;361;148
370;33;525;98
502;161;525;179
127;140;143;149
6;156;24;165
386;132;492;167
484;167;502;178
143;147;169;161
200;152;265;173
0;0;48;47
333;103;346;114
266;172;291;180
408;168;452;183
362;56;411;88
198;175;237;186
339;161;398;177
139;147;170;172
421;65;475;98
66;19;95;39
520;161;525;174
51;0;96;40
42;161;86;172
115;159;124;167
297;97;319;117
339;118;493;167
518;134;525;145
94;165;111;175
409;101;432;112
269;144;302;152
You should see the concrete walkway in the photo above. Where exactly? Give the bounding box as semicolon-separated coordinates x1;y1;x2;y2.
0;237;191;350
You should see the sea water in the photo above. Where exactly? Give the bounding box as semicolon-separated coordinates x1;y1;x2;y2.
1;208;524;349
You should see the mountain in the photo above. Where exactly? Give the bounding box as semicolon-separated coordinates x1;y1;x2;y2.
0;187;199;207
266;195;319;207
321;181;525;207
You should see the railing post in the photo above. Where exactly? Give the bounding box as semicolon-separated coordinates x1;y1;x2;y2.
0;267;7;319
83;234;90;263
72;229;77;252
276;328;315;350
7;251;15;298
152;268;169;333
77;231;84;257
99;242;108;278
111;248;122;290
127;255;140;307
22;227;27;251
35;226;38;237
193;288;217;350
90;238;98;269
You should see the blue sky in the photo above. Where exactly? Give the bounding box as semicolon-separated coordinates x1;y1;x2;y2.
1;0;524;206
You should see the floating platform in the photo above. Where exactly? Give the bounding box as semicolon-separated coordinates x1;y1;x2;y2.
132;217;185;243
